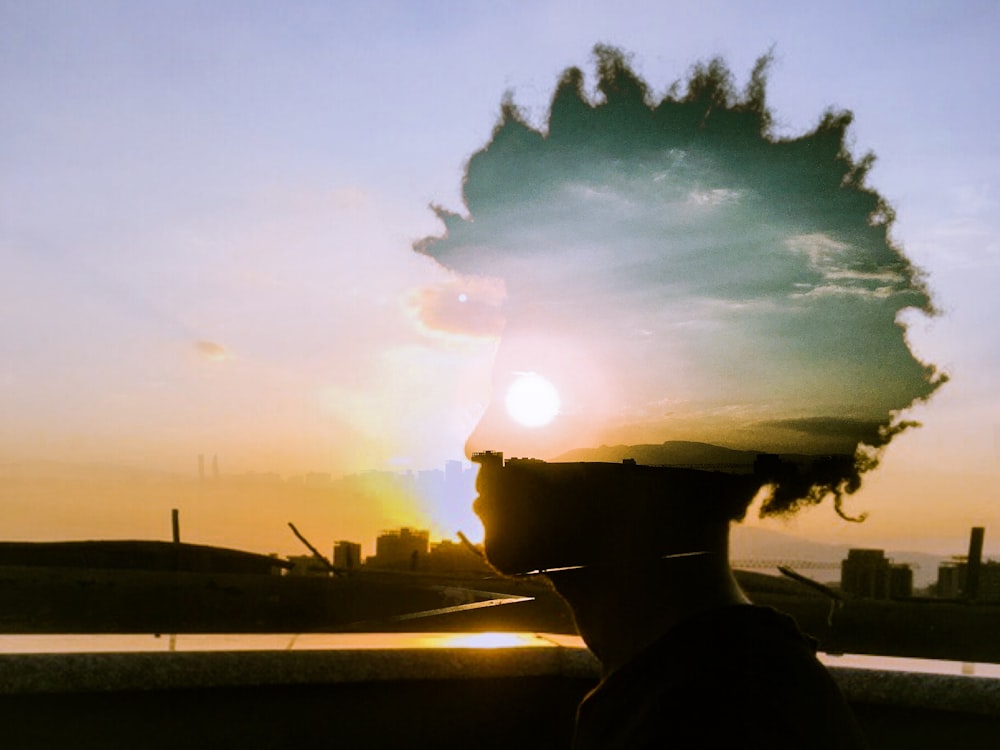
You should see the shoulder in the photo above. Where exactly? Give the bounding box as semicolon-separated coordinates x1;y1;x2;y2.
574;606;868;749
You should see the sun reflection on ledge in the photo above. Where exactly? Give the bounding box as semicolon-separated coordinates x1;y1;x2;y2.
423;632;549;649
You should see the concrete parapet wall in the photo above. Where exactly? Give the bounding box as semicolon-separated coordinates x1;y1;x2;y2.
0;634;998;748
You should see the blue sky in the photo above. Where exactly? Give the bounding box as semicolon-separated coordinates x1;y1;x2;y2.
1;1;998;553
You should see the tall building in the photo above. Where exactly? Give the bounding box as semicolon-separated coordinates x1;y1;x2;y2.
841;548;912;599
888;563;914;598
445;459;464;485
966;526;985;599
979;561;1000;601
370;528;429;570
936;559;966;598
333;540;362;571
426;539;490;573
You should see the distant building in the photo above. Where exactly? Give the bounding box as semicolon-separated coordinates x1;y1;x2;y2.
369;527;429;570
301;472;332;488
888;563;914;599
445;459;464;484
841;548;911;599
966;526;985;599
981;561;1000;601
416;469;445;500
426;539;490;573
471;451;504;469
934;527;997;601
936;559;966;598
936;558;1000;601
333;540;362;571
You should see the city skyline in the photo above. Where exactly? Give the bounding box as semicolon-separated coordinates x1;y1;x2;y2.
2;2;998;559
3;450;997;563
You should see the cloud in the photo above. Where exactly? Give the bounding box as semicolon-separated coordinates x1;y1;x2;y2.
687;188;742;207
784;233;851;268
784;233;910;300
195;340;230;361
406;275;506;339
415;47;945;518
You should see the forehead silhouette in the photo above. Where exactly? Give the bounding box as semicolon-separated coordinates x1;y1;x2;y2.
416;48;944;519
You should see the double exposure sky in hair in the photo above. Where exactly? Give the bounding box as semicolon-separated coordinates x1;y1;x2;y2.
417;48;944;518
0;1;997;556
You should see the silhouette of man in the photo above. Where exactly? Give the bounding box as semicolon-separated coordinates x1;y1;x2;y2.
416;48;939;749
471;455;867;748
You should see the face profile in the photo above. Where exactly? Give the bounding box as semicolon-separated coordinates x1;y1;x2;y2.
415;47;944;573
472;451;762;575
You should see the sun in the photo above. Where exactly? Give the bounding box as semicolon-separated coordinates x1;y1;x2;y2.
505;372;561;428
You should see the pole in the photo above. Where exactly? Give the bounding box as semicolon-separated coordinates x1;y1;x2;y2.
288;522;339;575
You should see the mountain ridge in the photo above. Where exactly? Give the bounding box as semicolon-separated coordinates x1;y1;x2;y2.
554;440;845;468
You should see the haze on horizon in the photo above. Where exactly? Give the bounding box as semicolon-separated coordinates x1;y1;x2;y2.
1;2;998;557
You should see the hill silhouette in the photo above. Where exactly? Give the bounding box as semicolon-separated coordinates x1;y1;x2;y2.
555;440;758;466
554;440;851;469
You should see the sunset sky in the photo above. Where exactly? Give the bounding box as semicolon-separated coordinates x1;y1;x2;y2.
2;1;998;556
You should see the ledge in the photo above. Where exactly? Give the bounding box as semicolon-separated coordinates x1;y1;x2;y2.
821;653;1000;717
0;633;599;694
1;632;998;720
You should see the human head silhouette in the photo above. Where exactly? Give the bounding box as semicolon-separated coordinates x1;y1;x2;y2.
416;48;944;573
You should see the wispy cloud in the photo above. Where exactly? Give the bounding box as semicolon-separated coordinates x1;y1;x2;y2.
195;340;231;361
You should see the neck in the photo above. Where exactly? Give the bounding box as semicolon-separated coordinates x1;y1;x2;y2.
546;529;748;675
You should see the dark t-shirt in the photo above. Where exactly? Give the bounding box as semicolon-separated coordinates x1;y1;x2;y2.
573;605;868;749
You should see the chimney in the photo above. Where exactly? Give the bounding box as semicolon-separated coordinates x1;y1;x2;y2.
965;526;985;601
